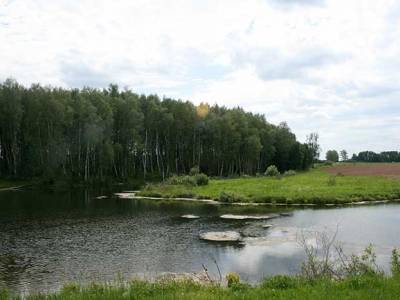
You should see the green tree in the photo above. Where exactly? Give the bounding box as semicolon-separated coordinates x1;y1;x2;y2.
326;150;339;162
340;149;348;161
306;132;321;162
0;79;315;182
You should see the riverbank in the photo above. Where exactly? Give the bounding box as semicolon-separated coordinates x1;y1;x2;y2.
2;274;400;299
0;179;30;191
138;167;400;205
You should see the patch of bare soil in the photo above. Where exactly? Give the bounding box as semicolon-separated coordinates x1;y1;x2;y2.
326;163;400;178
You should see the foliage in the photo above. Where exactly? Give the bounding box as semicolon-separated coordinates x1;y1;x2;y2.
340;150;348;161
189;166;200;176
0;79;314;183
166;175;197;186
283;170;297;177
306;132;321;161
226;272;240;287
194;173;209;186
344;245;383;277
353;151;400;162
326;150;339;162
265;165;280;177
391;249;400;276
299;229;384;282
165;173;208;186
219;191;246;203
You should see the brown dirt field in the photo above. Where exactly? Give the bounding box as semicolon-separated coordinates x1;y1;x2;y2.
325;163;400;178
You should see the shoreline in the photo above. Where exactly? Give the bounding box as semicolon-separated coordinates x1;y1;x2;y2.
115;192;400;207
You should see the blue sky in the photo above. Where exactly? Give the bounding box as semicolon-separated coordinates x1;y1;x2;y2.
1;0;399;156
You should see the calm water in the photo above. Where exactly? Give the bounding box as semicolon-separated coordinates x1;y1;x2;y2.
1;189;400;295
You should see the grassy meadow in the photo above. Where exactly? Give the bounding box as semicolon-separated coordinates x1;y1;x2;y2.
139;164;400;204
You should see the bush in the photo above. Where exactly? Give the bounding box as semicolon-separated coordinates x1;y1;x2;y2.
219;191;245;203
194;173;209;186
226;272;240;287
265;165;280;177
346;245;383;277
166;175;196;186
391;248;400;276
283;170;297;177
189;166;200;176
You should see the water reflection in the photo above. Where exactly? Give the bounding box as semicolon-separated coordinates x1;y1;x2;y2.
1;189;400;294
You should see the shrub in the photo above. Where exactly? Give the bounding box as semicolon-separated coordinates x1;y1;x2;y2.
391;248;400;276
189;166;200;176
219;191;245;203
166;175;196;186
265;165;280;177
284;170;296;177
346;245;383;277
226;272;240;287
194;173;209;186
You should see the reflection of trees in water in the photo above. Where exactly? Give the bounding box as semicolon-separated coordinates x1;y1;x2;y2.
0;253;32;289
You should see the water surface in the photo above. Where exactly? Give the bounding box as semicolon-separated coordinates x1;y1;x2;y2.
1;189;400;294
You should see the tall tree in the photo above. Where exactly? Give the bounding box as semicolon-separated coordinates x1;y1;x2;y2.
0;79;315;181
326;150;339;162
306;132;321;162
340;149;348;161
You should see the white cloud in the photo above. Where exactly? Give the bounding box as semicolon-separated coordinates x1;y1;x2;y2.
0;0;399;155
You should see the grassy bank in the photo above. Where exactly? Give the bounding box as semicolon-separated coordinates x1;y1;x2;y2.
0;179;29;190
139;167;400;204
2;274;400;300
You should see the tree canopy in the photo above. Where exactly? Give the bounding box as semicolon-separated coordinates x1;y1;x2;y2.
326;150;339;162
0;79;314;182
352;151;400;163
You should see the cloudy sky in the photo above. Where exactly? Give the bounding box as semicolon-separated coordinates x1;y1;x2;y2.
1;0;399;156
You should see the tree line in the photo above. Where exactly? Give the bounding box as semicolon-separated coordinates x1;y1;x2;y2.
352;151;400;163
0;79;314;182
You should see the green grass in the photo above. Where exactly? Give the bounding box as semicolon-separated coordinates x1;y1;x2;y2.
0;179;28;189
3;274;400;299
139;167;400;204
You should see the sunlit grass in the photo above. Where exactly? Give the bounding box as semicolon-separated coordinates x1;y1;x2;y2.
140;167;400;204
3;274;400;300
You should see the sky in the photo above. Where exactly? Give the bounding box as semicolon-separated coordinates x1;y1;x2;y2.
1;0;399;156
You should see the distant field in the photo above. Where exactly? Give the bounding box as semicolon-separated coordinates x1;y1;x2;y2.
326;163;400;178
139;164;400;204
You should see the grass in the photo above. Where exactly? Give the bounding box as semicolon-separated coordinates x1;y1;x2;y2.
0;179;29;189
139;166;400;204
2;274;400;299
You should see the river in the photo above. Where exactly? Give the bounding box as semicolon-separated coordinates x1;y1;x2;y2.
1;189;400;295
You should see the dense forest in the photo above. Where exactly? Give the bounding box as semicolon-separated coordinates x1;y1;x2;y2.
352;151;400;163
0;79;314;183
